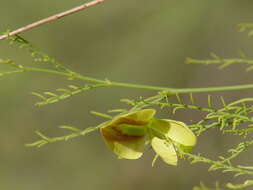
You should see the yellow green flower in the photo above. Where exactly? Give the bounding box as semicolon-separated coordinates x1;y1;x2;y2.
150;119;196;165
100;109;197;165
100;109;155;159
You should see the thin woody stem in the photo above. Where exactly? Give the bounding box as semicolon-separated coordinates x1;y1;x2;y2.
0;0;106;41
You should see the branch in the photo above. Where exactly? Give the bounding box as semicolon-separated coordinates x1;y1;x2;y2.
3;65;253;94
0;0;106;41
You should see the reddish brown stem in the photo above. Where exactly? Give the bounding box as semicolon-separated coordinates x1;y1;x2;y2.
0;0;106;41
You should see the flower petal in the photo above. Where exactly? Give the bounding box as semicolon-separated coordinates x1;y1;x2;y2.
103;136;146;159
100;109;155;159
111;109;156;126
150;119;196;147
151;137;177;165
163;119;196;147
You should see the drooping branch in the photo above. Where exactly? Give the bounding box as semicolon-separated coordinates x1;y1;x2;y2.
0;0;106;41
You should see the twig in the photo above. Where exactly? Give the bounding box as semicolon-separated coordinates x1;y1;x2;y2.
0;0;106;41
3;65;253;94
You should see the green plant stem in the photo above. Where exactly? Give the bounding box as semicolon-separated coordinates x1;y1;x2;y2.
15;67;253;94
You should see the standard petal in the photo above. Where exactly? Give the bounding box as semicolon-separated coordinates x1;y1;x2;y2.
110;109;156;126
151;137;177;166
150;119;196;147
163;119;196;147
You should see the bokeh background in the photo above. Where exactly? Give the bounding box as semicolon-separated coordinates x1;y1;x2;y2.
1;0;253;189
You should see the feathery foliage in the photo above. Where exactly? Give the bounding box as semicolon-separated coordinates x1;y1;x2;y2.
1;19;253;190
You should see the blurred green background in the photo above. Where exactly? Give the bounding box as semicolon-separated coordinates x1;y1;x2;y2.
1;0;253;189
